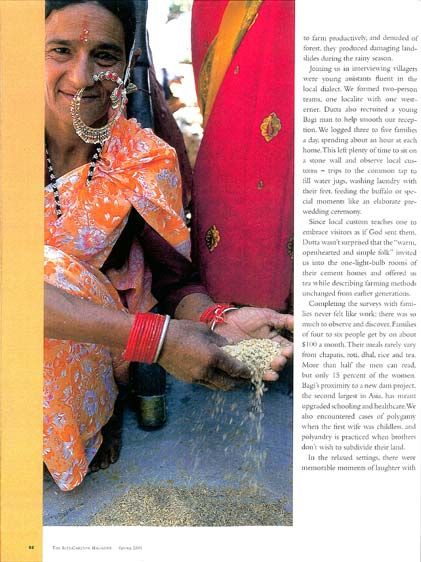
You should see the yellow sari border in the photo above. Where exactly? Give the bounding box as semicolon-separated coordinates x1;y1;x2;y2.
198;0;263;127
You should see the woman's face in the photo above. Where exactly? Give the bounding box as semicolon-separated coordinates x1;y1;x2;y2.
45;2;126;131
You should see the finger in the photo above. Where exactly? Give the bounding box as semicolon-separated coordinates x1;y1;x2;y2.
202;373;239;391
270;347;293;372
207;329;229;347
270;354;288;372
266;311;294;333
212;349;251;380
282;342;294;360
196;378;234;391
268;333;293;346
263;369;279;382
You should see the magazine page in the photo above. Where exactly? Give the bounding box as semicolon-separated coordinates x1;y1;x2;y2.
1;1;419;562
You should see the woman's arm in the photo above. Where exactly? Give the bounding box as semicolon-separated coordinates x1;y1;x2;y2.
44;282;133;348
44;282;249;389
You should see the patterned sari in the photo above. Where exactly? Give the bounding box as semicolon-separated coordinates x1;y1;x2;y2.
191;0;294;311
44;117;190;491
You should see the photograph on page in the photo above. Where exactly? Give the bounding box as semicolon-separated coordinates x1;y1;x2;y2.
2;1;419;562
42;0;295;544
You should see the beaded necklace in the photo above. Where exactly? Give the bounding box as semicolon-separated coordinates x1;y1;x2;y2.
45;144;101;218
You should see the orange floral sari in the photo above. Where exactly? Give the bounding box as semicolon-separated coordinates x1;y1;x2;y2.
44;116;190;491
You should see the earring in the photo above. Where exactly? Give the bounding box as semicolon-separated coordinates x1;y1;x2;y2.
126;73;138;95
126;82;138;94
70;71;129;144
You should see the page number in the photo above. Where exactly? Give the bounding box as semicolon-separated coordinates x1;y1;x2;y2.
28;546;35;550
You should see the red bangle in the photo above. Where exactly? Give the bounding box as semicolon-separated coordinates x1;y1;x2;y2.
124;313;168;364
199;303;236;330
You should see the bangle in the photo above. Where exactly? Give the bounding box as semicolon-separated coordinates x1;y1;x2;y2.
124;312;168;364
153;314;171;363
199;303;237;331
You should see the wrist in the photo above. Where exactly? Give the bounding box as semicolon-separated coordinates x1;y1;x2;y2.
199;303;238;331
123;312;171;364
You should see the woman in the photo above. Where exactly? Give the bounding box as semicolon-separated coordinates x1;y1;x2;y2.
44;0;293;492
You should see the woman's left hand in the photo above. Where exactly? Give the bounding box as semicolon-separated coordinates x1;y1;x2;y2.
214;308;294;378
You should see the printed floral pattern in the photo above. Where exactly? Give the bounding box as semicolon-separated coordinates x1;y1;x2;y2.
44;117;190;491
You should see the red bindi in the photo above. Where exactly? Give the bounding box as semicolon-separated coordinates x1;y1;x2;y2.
79;19;89;42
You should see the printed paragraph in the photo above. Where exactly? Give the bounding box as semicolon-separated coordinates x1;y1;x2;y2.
302;32;418;215
298;33;419;473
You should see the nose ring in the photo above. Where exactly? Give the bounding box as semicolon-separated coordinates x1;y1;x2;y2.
70;71;135;144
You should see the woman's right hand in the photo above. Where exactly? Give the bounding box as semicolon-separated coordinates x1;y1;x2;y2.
157;319;251;390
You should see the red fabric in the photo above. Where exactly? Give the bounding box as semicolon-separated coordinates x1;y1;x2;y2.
191;0;229;92
191;0;294;311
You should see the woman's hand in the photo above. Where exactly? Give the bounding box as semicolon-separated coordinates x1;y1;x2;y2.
157;319;252;390
214;308;294;378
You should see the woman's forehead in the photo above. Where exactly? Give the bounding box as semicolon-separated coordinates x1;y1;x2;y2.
45;2;125;50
